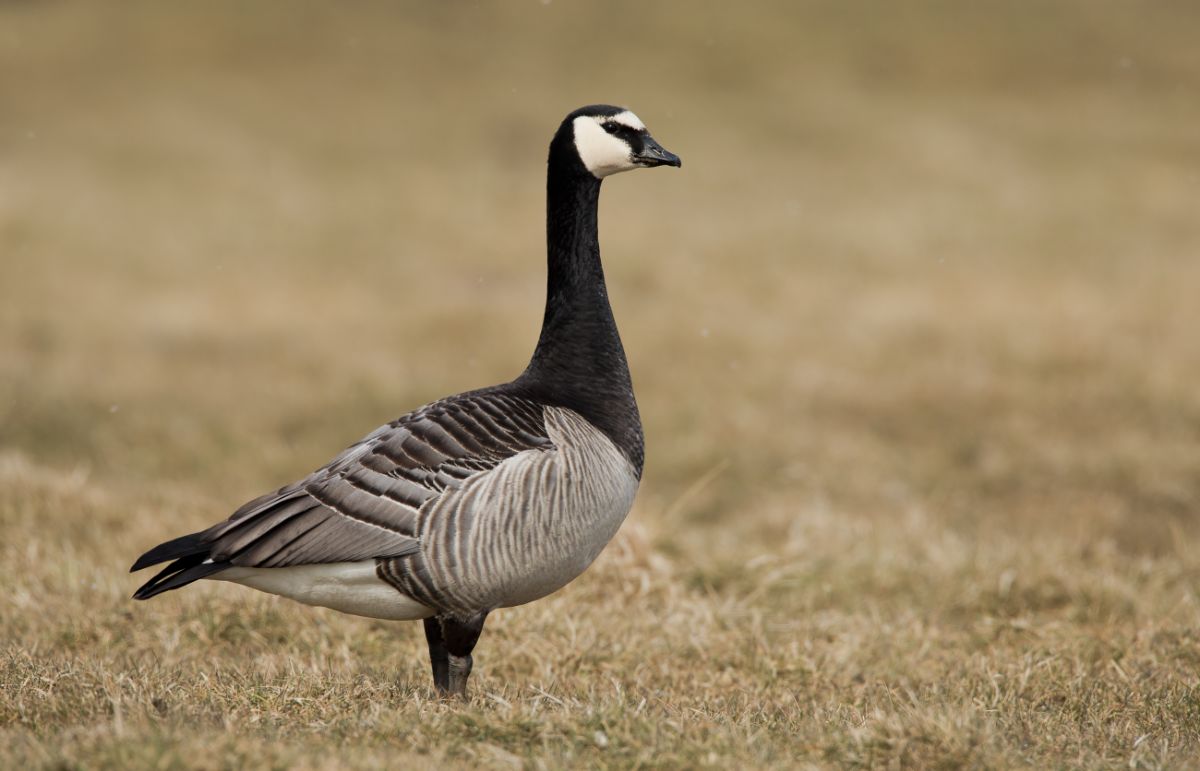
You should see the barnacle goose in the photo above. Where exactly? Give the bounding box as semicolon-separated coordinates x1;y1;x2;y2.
131;105;680;697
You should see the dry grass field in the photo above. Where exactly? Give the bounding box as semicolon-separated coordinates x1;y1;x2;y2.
4;1;1200;768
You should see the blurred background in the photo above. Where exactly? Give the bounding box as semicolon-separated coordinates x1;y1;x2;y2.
3;2;1200;766
4;0;1197;549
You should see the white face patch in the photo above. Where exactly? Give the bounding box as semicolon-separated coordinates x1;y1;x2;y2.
573;115;640;178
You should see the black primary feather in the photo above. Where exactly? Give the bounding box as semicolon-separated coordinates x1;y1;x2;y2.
129;531;208;572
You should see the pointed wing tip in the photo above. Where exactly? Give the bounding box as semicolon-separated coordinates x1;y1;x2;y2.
130;532;210;573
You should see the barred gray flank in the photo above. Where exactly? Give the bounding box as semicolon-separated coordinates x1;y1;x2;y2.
377;406;639;617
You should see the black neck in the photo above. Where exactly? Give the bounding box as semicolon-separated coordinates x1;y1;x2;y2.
514;147;643;474
526;171;630;384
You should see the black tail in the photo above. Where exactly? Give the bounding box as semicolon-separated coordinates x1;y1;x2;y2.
130;531;230;600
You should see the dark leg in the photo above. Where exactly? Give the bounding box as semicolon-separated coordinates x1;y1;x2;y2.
436;611;488;697
423;616;450;693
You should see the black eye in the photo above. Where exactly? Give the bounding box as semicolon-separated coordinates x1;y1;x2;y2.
603;123;620;135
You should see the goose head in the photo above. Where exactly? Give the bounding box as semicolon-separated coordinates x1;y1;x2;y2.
555;105;681;179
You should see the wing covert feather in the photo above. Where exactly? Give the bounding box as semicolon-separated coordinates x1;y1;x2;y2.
197;390;553;568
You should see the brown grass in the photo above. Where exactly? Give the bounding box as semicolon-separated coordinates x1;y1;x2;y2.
3;1;1200;768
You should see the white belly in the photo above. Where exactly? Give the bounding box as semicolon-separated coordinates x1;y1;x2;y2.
215;561;432;621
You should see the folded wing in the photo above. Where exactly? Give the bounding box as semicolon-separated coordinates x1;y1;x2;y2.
131;389;553;599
